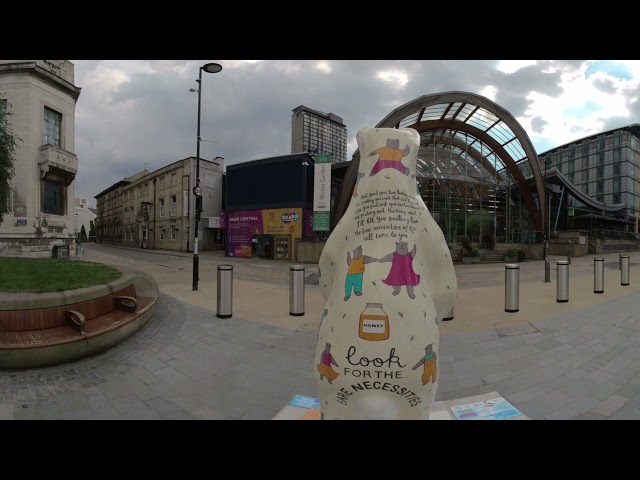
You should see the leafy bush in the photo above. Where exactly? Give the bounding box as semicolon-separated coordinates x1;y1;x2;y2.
506;248;527;261
481;231;495;250
460;237;474;257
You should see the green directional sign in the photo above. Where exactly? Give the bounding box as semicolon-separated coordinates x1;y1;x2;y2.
313;211;330;232
312;154;332;164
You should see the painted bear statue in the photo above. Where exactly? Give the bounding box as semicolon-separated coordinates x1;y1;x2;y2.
315;126;457;420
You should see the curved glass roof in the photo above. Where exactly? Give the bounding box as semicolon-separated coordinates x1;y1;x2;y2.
335;91;546;234
394;98;530;187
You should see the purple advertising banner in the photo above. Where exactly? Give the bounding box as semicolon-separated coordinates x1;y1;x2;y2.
304;209;314;237
226;210;263;258
219;211;226;230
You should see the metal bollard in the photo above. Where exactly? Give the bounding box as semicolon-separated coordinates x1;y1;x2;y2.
557;260;569;303
216;265;233;319
505;264;520;313
443;306;454;321
289;265;305;316
544;259;551;283
619;252;622;271
621;254;630;286
594;257;604;294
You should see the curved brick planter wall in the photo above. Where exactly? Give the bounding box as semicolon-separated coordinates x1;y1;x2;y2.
0;268;159;369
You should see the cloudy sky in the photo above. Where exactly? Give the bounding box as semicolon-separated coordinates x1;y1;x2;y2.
71;60;640;207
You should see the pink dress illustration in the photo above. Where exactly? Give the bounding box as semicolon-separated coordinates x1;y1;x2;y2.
379;242;420;299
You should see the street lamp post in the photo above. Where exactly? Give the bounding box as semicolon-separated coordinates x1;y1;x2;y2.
190;62;222;291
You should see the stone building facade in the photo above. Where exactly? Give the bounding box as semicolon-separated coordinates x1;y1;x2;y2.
95;157;224;252
0;60;81;257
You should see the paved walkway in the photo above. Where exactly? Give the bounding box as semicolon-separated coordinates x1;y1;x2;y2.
1;244;639;419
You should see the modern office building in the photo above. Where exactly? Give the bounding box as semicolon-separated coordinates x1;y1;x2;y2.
95;156;225;252
0;60;81;257
523;125;640;236
291;105;347;163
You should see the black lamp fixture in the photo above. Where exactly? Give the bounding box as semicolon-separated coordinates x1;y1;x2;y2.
189;62;223;291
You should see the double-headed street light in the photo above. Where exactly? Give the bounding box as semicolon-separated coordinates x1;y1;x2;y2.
189;62;222;291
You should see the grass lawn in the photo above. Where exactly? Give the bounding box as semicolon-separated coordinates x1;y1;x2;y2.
0;257;122;293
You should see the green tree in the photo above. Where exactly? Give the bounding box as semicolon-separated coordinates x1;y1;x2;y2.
89;220;96;238
0;98;19;226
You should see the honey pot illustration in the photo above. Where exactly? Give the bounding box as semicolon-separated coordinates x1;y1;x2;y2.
358;303;389;341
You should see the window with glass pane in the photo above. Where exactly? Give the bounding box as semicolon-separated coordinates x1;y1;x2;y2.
613;178;621;192
159;199;164;217
42;179;64;215
613;162;621;175
43;107;62;146
613;193;621;203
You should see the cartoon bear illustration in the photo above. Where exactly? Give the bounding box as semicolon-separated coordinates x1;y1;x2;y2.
315;126;457;420
368;138;411;176
345;245;378;301
379;242;419;298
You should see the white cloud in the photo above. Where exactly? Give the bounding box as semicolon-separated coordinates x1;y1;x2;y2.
376;70;409;87
218;60;263;69
519;62;634;150
315;61;332;74
496;60;537;74
479;85;497;102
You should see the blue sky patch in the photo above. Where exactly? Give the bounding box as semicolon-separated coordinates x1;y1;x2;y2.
563;101;602;120
585;61;633;81
532;137;556;154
